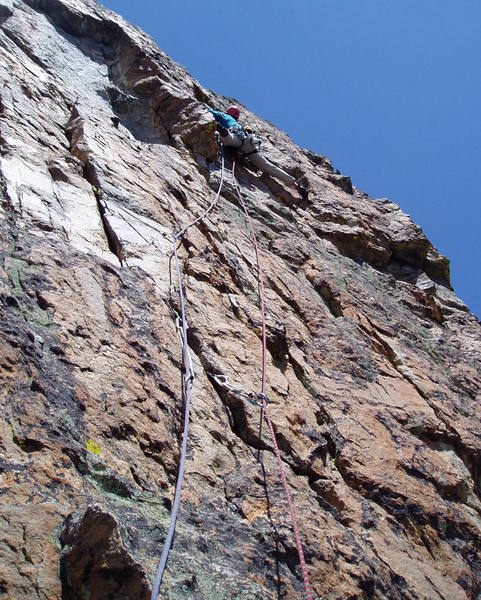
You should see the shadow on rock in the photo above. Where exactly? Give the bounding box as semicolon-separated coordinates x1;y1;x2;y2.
60;505;150;600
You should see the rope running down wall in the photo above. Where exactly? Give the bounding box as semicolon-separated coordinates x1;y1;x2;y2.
232;159;314;600
151;148;225;600
152;149;313;599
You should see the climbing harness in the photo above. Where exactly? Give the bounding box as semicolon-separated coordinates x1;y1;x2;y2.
232;159;314;600
239;132;262;157
151;147;225;600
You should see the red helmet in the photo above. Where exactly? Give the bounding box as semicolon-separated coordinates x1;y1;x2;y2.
226;105;240;120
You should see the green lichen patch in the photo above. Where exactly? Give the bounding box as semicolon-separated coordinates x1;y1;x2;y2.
6;257;52;327
85;438;101;456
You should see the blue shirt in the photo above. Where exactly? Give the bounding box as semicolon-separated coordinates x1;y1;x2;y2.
207;108;242;130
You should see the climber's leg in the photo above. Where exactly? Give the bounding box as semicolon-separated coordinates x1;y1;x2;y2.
248;152;296;185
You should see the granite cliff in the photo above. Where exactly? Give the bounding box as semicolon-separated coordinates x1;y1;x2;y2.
1;1;480;598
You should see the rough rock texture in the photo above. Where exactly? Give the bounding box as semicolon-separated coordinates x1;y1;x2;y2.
1;1;480;599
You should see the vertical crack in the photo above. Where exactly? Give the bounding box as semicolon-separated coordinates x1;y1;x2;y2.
63;106;124;264
92;186;125;265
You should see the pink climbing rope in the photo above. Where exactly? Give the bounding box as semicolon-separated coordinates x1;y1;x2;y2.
261;396;313;600
232;160;313;600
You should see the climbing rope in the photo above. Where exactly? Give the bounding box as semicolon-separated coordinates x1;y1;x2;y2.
232;159;314;600
151;147;312;599
151;147;225;600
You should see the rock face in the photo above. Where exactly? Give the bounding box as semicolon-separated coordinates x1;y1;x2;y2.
0;1;480;598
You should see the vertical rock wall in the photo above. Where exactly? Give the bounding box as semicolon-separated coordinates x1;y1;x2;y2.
1;1;480;598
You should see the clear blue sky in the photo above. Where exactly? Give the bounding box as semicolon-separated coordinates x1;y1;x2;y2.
101;0;480;318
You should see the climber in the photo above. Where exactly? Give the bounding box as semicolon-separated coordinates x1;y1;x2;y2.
207;105;309;201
